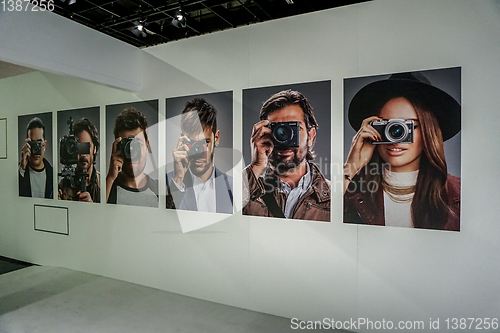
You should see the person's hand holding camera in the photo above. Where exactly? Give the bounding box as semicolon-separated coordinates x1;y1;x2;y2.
106;137;123;201
20;138;31;171
250;120;273;177
76;191;92;202
107;138;124;181
172;135;191;187
58;188;92;202
343;116;382;193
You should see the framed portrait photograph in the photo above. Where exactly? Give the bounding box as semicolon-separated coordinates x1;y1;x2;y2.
105;100;159;208
18;112;54;199
165;91;234;214
57;107;101;203
242;80;331;222
343;67;461;231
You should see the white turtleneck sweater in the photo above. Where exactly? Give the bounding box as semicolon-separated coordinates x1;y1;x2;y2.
383;169;419;228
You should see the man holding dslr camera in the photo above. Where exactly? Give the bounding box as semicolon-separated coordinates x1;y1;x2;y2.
243;90;330;221
58;118;100;202
106;107;158;207
166;98;233;213
19;117;53;198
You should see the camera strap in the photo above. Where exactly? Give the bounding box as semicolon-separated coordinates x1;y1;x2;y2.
261;191;285;218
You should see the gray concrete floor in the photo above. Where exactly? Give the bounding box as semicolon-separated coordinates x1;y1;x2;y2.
0;266;352;333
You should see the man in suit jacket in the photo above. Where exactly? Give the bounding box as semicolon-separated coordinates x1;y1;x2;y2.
166;98;233;214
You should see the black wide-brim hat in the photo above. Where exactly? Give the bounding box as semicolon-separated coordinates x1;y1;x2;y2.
348;71;461;141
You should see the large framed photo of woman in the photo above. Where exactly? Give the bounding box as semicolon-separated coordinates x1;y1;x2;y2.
343;67;461;231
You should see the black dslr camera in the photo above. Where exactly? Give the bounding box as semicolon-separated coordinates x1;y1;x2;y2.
59;117;91;193
370;118;414;144
60;120;91;165
28;140;43;155
117;135;142;162
267;121;301;148
185;140;208;159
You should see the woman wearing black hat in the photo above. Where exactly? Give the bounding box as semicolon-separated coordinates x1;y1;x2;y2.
343;71;460;231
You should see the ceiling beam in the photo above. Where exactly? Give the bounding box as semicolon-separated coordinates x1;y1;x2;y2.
201;2;234;28
235;0;262;22
251;0;273;20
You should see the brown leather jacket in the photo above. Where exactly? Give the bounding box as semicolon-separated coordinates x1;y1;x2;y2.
344;174;460;231
243;163;330;222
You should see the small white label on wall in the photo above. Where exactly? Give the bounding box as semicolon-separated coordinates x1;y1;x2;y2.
0;118;6;159
34;205;69;235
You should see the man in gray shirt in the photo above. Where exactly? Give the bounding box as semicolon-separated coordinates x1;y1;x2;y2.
19;117;53;198
106;107;158;207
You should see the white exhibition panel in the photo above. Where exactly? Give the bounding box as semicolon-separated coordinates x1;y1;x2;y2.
0;1;499;332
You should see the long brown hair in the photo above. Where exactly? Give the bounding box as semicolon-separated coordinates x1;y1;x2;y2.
361;95;454;229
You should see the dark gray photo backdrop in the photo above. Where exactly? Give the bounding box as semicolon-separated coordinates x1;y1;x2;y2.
105;100;159;182
243;80;331;179
165;91;233;176
57;107;100;176
18;111;53;172
343;67;461;177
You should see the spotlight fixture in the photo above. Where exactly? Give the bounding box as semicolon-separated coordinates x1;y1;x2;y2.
131;19;156;38
172;9;188;29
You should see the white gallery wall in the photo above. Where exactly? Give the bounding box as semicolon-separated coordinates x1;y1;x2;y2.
1;0;500;332
0;4;141;91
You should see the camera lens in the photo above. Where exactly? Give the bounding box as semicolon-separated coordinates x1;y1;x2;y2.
128;139;142;162
188;142;205;158
66;140;77;155
193;143;202;154
273;124;293;144
385;121;408;143
124;141;132;160
388;124;404;139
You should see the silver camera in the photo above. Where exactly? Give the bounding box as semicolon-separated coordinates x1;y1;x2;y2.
370;118;414;144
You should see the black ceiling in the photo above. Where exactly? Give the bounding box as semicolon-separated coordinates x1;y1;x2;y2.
51;0;369;48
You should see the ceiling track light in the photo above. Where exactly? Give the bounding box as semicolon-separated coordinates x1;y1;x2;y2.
172;9;188;29
132;18;155;38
